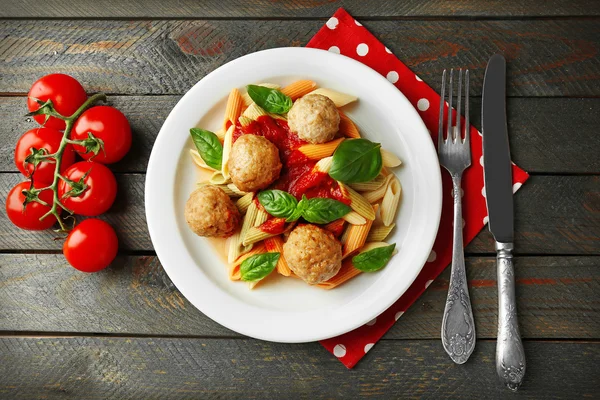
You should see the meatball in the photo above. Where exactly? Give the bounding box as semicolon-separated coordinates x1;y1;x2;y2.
185;185;240;238
283;224;342;285
287;94;340;144
228;134;282;192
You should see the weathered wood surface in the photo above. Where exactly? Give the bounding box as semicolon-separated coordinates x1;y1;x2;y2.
2;96;598;174
0;254;598;339
1;20;599;97
0;338;597;399
2;0;599;18
1;174;597;254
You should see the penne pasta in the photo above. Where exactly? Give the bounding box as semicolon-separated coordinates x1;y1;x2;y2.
236;192;254;215
381;148;402;168
348;174;387;192
323;219;346;238
314;156;333;173
227;231;242;265
338;110;361;138
380;176;402;226
214;127;226;141
339;183;376;220
239;201;259;253
223;88;243;132
242;83;281;106
309;88;357;108
221;125;235;179
239;115;254;127
342;211;367;225
242;102;268;120
281;80;317;101
209;171;231;185
264;236;291;276
317;259;362;290
298;138;344;160
229;242;267;280
189;149;217;171
342;204;378;259
358;241;395;254
362;174;395;204
226;183;247;197
254;209;269;227
242;226;276;246
366;223;396;242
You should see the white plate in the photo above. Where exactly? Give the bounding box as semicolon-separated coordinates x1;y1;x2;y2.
145;47;442;343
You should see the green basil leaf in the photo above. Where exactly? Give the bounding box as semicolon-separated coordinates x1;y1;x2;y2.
299;195;352;224
285;199;305;222
247;85;293;114
258;190;298;219
329;138;383;183
190;128;223;170
240;252;280;282
352;244;396;272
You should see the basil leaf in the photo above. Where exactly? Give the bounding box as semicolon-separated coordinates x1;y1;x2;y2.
240;252;280;282
329;138;383;183
285;199;305;222
258;190;298;219
299;195;352;224
247;85;293;114
190;128;223;170
352;244;396;272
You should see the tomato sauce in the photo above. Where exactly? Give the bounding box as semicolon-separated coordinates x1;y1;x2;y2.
259;218;286;234
233;116;349;204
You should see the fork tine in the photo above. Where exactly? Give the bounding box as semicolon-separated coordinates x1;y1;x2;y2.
438;69;446;149
464;69;470;147
446;69;454;141
456;69;463;142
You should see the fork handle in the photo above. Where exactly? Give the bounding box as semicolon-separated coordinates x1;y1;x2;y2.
441;174;476;364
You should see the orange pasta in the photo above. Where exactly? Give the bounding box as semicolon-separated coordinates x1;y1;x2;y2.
264;236;291;276
297;138;344;160
338;110;361;138
342;204;378;259
324;219;346;238
223;88;243;132
229;242;267;280
281;80;317;101
317;259;362;289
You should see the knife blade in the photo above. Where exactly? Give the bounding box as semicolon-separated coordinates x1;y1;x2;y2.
482;54;526;391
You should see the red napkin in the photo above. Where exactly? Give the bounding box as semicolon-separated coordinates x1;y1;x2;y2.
308;8;529;368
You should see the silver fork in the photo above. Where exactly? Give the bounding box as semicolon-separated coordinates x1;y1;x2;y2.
438;69;476;364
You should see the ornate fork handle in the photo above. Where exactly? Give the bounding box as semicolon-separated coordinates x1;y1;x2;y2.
496;242;526;391
441;174;476;364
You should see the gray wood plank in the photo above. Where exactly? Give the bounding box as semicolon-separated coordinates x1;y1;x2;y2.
0;174;598;254
1;20;599;96
1;0;599;18
0;337;597;399
0;254;597;339
2;97;598;174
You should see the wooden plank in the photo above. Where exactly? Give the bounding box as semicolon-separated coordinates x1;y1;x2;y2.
0;254;597;339
2;97;598;174
0;174;598;254
1;20;599;97
2;0;599;18
0;337;597;399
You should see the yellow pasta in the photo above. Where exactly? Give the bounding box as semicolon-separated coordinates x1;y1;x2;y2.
358;241;397;254
342;204;378;259
363;174;395;204
380;176;402;226
215;127;226;141
264;237;291;276
342;211;367;225
229;242;267;280
381;149;402;168
223;88;243;132
227;231;242;265
254;208;269;227
314;156;333;173
226;183;247;197
242;83;281;106
239;200;259;253
239;116;254;127
348;174;387;192
209;171;231;185
339;183;376;221
309;88;357;107
338;110;361;138
242;226;276;246
189;149;217;171
242;103;268;120
221;125;235;179
281;80;317;101
298;138;344;160
366;223;396;242
317;259;362;290
236;192;254;215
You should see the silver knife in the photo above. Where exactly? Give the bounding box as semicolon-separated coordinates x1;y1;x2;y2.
482;54;526;391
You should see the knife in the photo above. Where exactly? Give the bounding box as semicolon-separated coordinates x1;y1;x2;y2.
482;54;526;391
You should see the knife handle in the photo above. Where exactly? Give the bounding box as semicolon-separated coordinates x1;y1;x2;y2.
495;242;526;391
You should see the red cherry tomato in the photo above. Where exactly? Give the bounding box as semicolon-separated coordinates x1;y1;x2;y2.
27;74;87;130
63;218;118;272
5;180;58;230
58;162;117;216
71;106;132;164
14;127;75;183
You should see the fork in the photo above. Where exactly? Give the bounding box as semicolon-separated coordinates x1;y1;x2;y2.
438;69;476;364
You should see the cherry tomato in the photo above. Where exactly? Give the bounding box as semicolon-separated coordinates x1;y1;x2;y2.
14;127;75;183
27;74;87;130
5;180;57;230
63;218;118;272
58;162;117;216
71;106;132;164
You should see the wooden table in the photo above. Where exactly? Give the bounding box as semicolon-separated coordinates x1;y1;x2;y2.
1;2;599;398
